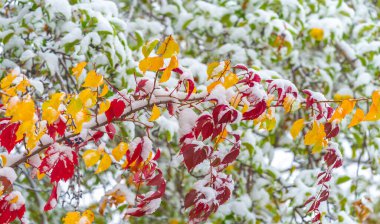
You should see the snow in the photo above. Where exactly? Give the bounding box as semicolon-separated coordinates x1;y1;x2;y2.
7;191;25;211
0;167;17;183
178;108;197;138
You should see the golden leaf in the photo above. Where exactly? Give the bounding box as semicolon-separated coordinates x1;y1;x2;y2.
82;70;104;88
310;28;324;41
157;35;180;58
223;72;239;89
160;56;178;83
112;142;128;162
95;154;112;174
348;108;365;128
139;56;164;74
82;150;101;168
149;104;161;122
290;118;304;139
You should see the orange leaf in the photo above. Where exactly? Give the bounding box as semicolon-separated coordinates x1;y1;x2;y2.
330;99;356;122
160;56;178;83
349;108;365;128
207;81;222;93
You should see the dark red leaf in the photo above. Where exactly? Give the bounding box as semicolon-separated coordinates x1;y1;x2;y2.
0;122;20;153
105;123;116;140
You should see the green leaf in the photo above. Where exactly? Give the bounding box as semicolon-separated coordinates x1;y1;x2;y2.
336;176;350;184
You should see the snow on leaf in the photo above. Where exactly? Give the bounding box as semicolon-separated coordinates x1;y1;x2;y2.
0;191;26;223
39;144;78;183
330;99;356;122
290;118;304;139
43;183;58;211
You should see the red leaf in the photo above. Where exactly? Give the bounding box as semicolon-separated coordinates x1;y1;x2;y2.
167;102;174;116
105;99;126;122
0;122;20;153
242;100;266;120
194;114;214;140
324;122;339;138
181;144;212;172
39;144;78;183
221;144;240;165
184;189;197;209
56;118;66;136
105;123;116;140
0;191;26;223
44;183;58;211
185;79;195;100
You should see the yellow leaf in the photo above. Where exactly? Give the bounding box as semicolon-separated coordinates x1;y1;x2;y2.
63;211;81;224
37;170;45;180
149;104;161;122
156;35;180;58
82;150;100;168
6;97;35;123
42;107;59;124
139;56;164;74
0;155;7;167
349;108;365;128
0;73;16;89
98;100;111;114
215;129;228;144
364;91;380;121
81;210;94;223
95;153;112;174
290;118;304;139
283;95;296;113
72;62;87;80
142;39;159;58
310;28;324;41
207;60;230;80
330;99;356;122
160;56;178;83
207;81;222;93
112;142;128;161
304;121;327;153
79;88;97;108
82;70;104;88
99;84;109;97
67;97;83;117
223;72;239;89
241;103;249;113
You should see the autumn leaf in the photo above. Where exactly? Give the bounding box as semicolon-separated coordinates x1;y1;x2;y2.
304;121;327;153
364;90;380;121
157;35;180;58
139;56;164;74
283;95;296;113
310;28;324;41
72;62;87;80
142;39;160;58
223;72;239;89
290;118;304;139
207;60;230;80
98;100;111;114
149;104;160;121
82;150;101;168
95;154;112;174
99;84;109;97
348;108;365;128
207;81;222;93
112;142;128;162
330;99;356;122
82;70;104;88
160;56;178;83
